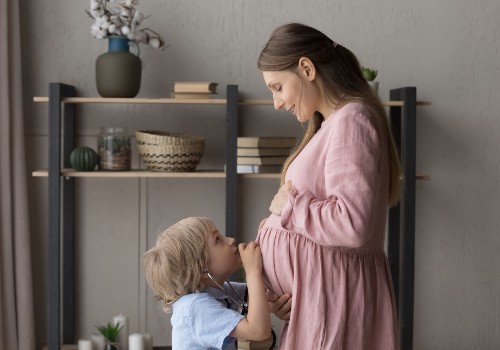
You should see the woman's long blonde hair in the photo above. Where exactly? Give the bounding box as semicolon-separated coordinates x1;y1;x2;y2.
258;23;401;206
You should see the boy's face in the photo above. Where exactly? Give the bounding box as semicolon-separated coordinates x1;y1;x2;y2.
206;228;241;283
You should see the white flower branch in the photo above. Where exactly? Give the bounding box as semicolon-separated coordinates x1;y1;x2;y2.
86;0;166;50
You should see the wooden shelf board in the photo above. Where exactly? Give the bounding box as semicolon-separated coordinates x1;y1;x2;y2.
239;173;280;179
33;169;429;180
33;96;228;105
32;169;226;178
239;173;430;180
416;174;431;180
33;96;431;107
32;169;282;179
416;101;432;106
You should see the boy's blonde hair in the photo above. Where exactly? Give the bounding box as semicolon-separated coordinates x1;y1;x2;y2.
143;217;215;312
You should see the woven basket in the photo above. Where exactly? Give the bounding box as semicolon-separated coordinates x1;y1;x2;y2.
136;130;204;146
136;131;205;172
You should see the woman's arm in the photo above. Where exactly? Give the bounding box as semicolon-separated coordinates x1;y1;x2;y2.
281;110;383;247
230;242;271;341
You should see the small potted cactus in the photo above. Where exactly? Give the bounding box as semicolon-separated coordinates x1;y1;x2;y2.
361;67;379;94
96;321;122;350
70;146;98;171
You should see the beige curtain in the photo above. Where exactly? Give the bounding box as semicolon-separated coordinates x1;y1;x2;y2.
0;0;36;349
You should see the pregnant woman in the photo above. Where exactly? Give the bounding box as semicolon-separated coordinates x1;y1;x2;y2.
257;23;401;350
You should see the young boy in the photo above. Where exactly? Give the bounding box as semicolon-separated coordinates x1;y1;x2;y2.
143;217;271;350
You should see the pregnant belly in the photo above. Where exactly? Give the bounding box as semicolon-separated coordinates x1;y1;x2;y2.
256;225;297;296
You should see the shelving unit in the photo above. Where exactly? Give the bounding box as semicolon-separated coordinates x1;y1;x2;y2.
34;83;428;350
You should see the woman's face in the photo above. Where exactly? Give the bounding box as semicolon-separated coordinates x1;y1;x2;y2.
206;228;241;283
262;68;318;123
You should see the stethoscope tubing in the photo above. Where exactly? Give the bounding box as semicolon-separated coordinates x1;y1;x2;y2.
207;272;249;312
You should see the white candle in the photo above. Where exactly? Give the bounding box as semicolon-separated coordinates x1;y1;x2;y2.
113;314;129;350
78;339;93;350
128;333;144;350
91;334;106;350
143;333;153;350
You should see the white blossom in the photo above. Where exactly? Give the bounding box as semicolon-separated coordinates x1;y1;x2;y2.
90;1;102;11
148;37;160;49
121;25;130;35
86;0;166;50
90;9;104;17
120;0;133;9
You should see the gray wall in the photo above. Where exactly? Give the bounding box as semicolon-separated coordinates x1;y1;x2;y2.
22;0;500;349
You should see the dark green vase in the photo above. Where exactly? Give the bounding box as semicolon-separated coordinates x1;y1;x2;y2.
96;36;142;98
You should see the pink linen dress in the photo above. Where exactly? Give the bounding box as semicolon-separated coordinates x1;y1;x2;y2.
256;102;398;350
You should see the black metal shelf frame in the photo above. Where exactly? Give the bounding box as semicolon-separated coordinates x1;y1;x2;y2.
388;87;417;350
44;83;417;350
46;83;239;350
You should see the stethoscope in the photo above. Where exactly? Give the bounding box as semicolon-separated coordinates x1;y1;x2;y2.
206;272;276;349
207;272;249;314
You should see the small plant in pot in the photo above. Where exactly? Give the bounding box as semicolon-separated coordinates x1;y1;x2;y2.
96;321;122;350
361;67;378;81
361;66;379;94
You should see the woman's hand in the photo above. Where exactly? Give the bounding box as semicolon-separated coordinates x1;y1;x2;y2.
269;180;293;216
267;290;292;321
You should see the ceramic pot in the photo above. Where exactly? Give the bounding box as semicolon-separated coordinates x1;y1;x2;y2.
104;343;118;350
96;36;141;98
369;81;379;95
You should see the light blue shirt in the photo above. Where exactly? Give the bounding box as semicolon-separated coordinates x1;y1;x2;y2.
171;282;247;350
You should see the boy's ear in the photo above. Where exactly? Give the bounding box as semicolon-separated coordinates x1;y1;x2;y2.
297;57;316;81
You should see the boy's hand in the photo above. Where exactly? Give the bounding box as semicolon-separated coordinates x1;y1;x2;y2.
231;241;271;341
238;241;263;277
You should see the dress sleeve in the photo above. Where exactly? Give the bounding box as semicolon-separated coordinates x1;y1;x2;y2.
280;109;382;247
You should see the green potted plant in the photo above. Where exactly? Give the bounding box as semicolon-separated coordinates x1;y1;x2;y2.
361;67;379;94
96;322;122;350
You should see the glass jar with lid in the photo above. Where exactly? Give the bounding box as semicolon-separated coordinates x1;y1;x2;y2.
97;127;131;171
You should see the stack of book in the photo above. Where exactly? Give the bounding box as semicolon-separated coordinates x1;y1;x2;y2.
171;81;218;99
236;136;296;173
